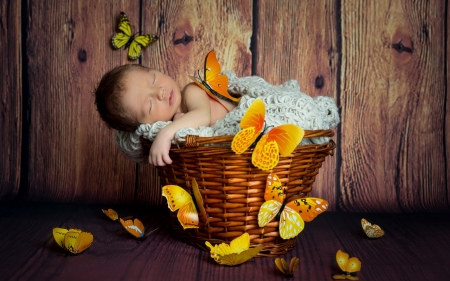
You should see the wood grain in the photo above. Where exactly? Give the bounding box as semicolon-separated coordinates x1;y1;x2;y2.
447;2;450;209
339;0;448;212
2;203;450;280
136;0;253;205
0;1;21;200
254;0;339;210
24;1;140;203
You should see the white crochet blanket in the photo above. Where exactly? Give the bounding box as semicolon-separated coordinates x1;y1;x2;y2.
115;71;340;163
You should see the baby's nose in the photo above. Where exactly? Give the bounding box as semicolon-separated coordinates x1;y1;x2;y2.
157;88;165;100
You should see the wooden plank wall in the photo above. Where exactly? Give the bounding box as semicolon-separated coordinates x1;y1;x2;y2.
0;0;448;212
0;1;21;200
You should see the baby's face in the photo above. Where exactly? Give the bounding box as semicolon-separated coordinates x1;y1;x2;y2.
121;68;182;124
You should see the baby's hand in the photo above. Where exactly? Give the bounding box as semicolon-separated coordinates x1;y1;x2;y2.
148;130;173;166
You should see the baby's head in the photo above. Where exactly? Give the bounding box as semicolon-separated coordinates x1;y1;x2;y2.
95;64;182;132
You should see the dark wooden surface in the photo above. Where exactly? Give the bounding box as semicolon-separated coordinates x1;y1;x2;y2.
0;0;21;200
1;202;449;281
0;0;449;213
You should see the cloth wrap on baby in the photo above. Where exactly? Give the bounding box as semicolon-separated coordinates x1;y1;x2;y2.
115;71;340;163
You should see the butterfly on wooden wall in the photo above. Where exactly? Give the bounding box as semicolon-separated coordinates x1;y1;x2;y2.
332;250;362;280
257;173;328;239
162;178;208;229
188;50;241;109
361;218;384;239
205;232;263;266
274;257;300;277
231;99;305;171
53;228;94;255
112;12;158;60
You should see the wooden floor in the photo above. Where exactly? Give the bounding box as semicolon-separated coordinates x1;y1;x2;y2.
1;202;449;281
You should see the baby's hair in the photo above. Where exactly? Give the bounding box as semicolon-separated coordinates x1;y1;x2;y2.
95;64;148;132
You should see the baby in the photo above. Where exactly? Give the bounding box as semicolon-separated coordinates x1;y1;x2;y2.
95;64;237;166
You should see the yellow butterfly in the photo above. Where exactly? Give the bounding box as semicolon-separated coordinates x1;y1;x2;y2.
53;228;94;255
119;217;146;239
231;99;304;171
205;232;263;266
112;12;158;60
162;178;208;229
274;257;300;277
258;173;328;239
361;218;385;238
332;250;362;280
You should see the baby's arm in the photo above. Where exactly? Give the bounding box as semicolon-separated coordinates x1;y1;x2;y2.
149;83;212;166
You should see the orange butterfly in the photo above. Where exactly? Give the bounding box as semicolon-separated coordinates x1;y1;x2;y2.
162;179;208;229
53;228;94;255
332;250;362;280
274;257;300;277
102;208;119;221
119;217;146;239
361;218;385;238
189;50;241;109
205;233;262;266
258;173;328;239
231;99;304;171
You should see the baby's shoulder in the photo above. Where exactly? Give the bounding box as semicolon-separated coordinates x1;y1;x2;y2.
182;82;208;99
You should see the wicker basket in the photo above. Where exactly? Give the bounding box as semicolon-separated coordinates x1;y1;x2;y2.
144;129;335;256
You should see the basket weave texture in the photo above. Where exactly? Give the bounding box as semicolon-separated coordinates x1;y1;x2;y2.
145;129;335;256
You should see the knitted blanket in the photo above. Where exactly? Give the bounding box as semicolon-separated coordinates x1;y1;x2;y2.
115;71;340;163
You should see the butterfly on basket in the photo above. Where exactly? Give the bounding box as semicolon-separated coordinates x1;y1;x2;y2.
205;232;263;266
162;178;208;229
257;173;328;239
111;12;158;60
53;228;94;255
274;257;300;277
188;50;241;109
361;218;385;239
231;99;305;171
332;250;362;280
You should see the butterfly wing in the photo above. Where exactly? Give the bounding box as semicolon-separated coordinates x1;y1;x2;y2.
215;245;263;266
120;218;145;238
231;99;266;154
275;258;289;275
286;197;328;222
264;173;283;201
361;218;385;238
192;178;208;225
258;200;283;228
252;124;304;171
162;185;199;229
102;208;119;221
64;230;93;254
279;205;305;239
112;12;132;49
53;228;69;248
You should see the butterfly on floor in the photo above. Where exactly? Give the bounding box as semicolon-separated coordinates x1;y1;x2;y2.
189;50;241;110
274;257;300;277
231;99;304;171
361;218;384;238
205;232;262;266
53;228;94;255
102;208;157;240
332;249;362;280
111;12;158;60
257;173;328;239
162;178;208;229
